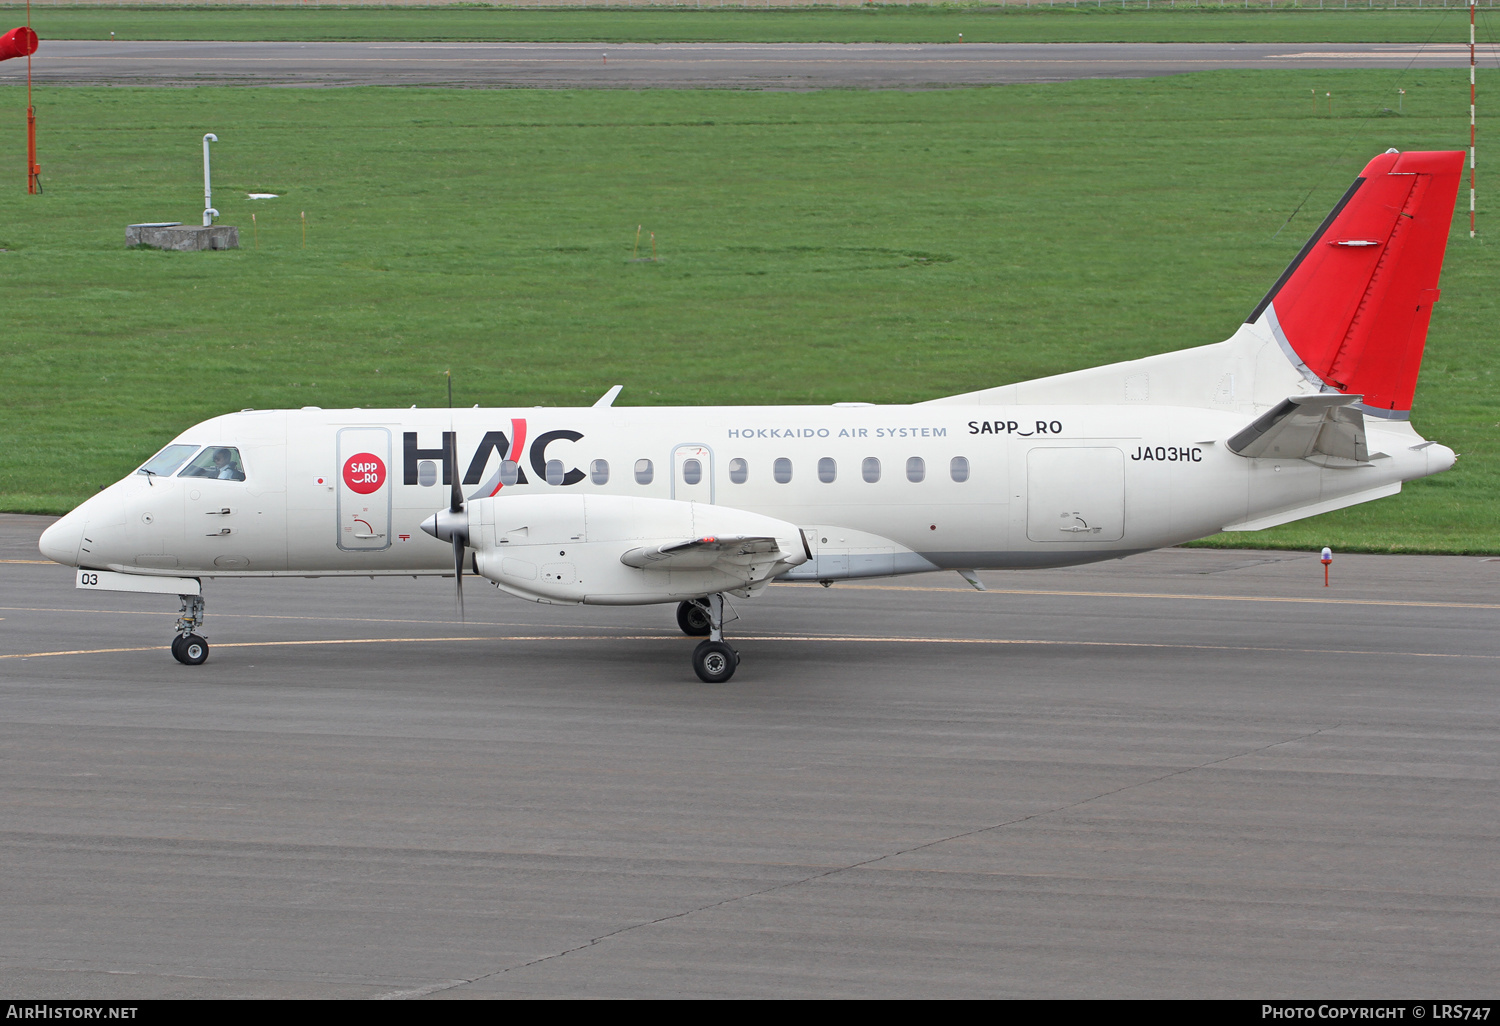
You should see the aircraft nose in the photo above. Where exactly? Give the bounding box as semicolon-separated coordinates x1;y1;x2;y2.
38;511;84;566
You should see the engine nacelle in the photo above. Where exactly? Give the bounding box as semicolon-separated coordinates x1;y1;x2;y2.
467;493;807;605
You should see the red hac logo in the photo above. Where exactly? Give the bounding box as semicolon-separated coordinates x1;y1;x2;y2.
342;453;386;494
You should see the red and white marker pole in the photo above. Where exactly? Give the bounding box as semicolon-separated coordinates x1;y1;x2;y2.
1471;0;1478;238
1321;547;1333;588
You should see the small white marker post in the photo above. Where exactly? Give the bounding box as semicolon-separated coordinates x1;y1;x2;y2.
1321;547;1333;588
202;133;219;227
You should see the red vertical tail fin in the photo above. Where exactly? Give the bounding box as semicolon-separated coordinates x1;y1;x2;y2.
1247;150;1464;419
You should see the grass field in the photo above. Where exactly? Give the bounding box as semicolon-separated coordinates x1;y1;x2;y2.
7;5;1497;45
0;72;1495;552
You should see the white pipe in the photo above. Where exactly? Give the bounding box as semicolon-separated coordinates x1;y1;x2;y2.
202;133;218;227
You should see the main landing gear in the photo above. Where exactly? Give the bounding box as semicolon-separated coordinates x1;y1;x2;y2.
678;595;738;684
171;593;209;665
676;599;712;637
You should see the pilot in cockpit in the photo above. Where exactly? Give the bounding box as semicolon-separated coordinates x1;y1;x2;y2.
177;446;246;482
209;448;244;481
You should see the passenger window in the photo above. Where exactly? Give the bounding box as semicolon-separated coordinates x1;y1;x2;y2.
862;457;881;483
818;457;837;483
635;459;654;485
590;459;609;485
138;443;198;478
500;460;520;487
682;458;703;485
729;458;748;484
179;446;246;482
546;459;566;486
773;458;793;484
950;456;971;483
418;460;438;487
906;457;925;483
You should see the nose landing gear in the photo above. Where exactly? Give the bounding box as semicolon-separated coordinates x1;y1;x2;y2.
171;634;209;665
171;593;209;665
689;593;739;684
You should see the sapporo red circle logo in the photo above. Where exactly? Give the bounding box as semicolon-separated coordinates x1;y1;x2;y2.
342;453;386;494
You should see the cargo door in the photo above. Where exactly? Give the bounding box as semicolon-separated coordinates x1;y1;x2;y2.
337;427;392;551
1026;447;1125;543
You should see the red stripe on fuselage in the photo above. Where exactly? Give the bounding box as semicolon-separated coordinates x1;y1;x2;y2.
486;417;529;497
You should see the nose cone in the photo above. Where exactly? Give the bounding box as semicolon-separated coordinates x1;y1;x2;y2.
39;510;85;566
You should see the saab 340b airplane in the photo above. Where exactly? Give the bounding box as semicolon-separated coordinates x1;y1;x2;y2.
39;150;1464;682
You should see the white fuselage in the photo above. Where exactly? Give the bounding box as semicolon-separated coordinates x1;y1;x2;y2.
41;399;1452;593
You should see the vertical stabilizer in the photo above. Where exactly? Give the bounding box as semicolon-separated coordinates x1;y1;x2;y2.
1247;150;1464;420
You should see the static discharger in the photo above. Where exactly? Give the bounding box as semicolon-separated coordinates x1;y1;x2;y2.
1321;547;1333;588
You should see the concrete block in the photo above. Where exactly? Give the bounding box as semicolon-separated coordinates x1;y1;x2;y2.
126;223;239;251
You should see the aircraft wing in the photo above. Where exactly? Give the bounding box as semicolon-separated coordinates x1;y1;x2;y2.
620;535;789;570
1227;394;1372;463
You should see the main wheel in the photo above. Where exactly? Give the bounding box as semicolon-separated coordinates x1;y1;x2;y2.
692;640;738;684
676;600;712;637
173;634;209;665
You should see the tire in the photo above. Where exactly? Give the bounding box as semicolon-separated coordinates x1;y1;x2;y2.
170;636;185;662
176;634;209;666
692;640;738;684
676;600;712;637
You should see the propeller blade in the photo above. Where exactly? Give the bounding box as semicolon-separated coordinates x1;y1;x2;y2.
449;431;464;514
444;431;465;619
453;533;465;622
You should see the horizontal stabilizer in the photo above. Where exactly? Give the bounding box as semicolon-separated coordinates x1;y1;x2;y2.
620;535;787;570
1227;394;1368;463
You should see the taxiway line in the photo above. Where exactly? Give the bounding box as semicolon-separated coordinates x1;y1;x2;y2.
785;583;1500;611
6;583;1500;620
4;633;1495;662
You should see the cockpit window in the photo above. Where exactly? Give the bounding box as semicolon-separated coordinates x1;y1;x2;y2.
137;444;198;478
178;446;246;482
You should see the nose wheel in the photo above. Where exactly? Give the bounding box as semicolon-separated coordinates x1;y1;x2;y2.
689;593;739;683
171;593;210;665
171;634;209;665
